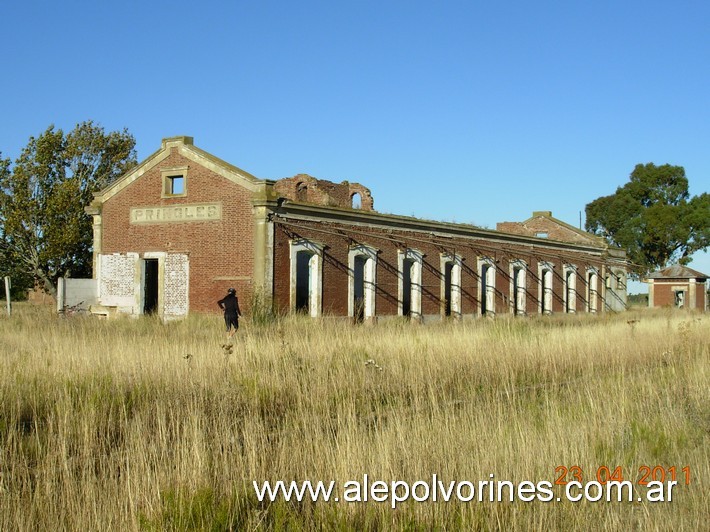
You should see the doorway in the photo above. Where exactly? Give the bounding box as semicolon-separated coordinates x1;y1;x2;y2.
295;250;313;313
143;258;159;314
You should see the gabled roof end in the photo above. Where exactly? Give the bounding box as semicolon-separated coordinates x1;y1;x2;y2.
162;136;194;149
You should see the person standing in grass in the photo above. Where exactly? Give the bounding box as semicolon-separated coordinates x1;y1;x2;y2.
217;288;242;340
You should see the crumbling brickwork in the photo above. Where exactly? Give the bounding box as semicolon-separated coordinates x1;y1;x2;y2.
274;174;374;211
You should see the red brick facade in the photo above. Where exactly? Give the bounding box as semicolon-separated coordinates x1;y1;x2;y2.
94;139;258;314
271;214;611;318
496;211;605;247
646;265;708;311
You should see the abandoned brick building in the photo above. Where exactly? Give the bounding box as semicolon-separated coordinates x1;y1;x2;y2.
644;265;708;311
76;136;628;320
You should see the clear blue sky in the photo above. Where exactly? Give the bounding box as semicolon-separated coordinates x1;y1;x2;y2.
2;0;708;292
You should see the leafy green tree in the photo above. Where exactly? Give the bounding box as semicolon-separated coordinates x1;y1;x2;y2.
1;154;32;299
585;163;709;278
0;122;136;296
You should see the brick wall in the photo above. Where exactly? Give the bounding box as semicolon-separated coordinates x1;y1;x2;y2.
100;149;255;313
273;218;607;318
497;216;598;246
274;174;374;210
653;280;707;310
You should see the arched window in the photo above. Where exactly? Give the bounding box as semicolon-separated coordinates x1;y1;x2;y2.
351;192;362;209
289;239;323;317
538;261;554;314
478;257;497;316
586;269;598;313
348;244;378;321
296;182;308;202
398;249;423;319
564;265;577;313
441;254;462;318
509;260;527;316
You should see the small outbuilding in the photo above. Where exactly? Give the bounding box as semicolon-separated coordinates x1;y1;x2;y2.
645;265;708;311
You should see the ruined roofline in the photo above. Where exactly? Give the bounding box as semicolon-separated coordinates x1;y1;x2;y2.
273;173;374;211
263;200;618;257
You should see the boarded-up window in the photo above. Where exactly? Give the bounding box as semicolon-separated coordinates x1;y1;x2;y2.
164;253;189;317
99;253;138;308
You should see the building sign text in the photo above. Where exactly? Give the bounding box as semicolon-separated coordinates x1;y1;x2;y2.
130;203;222;224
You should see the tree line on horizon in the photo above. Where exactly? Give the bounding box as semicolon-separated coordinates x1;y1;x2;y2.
1;122;708;300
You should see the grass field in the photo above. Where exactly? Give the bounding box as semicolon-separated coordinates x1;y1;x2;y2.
0;304;708;530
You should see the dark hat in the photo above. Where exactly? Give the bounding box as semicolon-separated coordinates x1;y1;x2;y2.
227;288;236;294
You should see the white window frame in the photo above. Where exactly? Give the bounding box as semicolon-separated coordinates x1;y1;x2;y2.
161;166;188;198
538;261;554;314
289;239;323;317
563;264;577;314
440;253;462;318
478;256;497;316
586;268;599;313
348;244;378;320
398;248;423;319
509;259;527;316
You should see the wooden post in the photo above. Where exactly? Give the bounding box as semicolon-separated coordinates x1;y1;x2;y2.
57;277;65;314
4;276;10;316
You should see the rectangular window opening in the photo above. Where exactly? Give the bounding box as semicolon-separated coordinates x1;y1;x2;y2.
168;175;184;195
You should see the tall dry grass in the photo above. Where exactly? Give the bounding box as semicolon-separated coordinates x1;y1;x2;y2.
0;304;708;530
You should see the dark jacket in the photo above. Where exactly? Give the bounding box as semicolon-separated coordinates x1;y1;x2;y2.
218;293;242;317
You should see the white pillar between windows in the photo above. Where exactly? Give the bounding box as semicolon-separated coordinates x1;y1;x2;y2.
486;266;496;316
544;270;553;314
516;268;526;315
411;258;422;319
309;253;321;317
451;261;462;318
364;256;377;318
441;254;462;319
564;266;577;313
510;261;526;316
588;272;598;313
689;279;697;309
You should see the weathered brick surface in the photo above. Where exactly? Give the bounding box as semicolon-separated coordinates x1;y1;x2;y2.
273;219;606;318
497;214;601;246
101;150;255;313
274;174;374;210
98;141;616;318
653;280;708;310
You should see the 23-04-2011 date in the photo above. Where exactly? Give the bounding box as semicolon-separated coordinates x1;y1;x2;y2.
555;465;691;486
